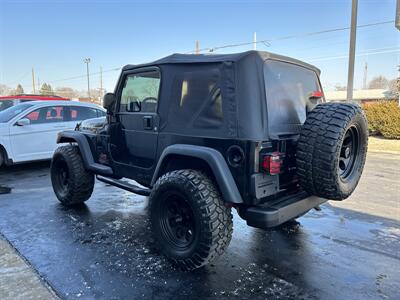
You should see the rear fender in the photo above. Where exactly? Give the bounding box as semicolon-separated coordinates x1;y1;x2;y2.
151;144;243;204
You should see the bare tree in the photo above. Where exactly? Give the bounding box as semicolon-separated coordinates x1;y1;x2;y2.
40;83;54;95
368;76;389;89
0;84;11;96
12;84;24;95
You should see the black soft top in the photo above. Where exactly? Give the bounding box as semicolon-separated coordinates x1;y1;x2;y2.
122;50;320;75
119;51;322;140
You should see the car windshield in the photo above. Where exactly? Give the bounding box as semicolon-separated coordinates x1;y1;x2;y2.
0;100;15;112
0;103;34;123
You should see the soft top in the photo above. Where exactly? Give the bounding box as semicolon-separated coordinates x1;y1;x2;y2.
122;50;320;75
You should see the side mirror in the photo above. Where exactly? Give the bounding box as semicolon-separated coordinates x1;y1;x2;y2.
103;93;116;112
15;118;31;126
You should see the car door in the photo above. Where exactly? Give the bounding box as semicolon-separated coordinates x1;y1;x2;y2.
9;105;68;162
109;67;161;172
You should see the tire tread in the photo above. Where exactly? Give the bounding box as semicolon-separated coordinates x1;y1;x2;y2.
296;102;368;200
149;169;233;270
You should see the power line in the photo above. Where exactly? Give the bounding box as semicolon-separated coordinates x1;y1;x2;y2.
3;20;395;88
48;67;120;84
189;20;394;53
306;47;400;62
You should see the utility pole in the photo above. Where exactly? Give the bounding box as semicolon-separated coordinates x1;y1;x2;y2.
396;0;399;30
195;40;200;54
100;66;103;101
346;0;358;101
362;62;368;89
84;58;91;101
31;68;36;94
253;32;257;50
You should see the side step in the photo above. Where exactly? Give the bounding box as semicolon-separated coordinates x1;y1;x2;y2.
238;193;326;229
96;175;151;196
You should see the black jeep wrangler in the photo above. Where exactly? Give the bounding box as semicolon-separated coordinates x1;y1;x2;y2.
51;51;368;270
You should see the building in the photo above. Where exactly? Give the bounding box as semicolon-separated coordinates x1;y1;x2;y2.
324;89;397;103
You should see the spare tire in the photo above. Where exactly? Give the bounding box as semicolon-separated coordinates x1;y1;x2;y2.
296;102;368;200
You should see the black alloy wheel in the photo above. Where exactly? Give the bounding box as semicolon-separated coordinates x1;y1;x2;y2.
338;125;360;180
52;157;70;198
159;191;197;251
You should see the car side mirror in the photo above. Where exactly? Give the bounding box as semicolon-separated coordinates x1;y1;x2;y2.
103;93;116;112
15;118;31;126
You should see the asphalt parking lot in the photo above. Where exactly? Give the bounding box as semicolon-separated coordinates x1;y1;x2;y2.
0;152;399;299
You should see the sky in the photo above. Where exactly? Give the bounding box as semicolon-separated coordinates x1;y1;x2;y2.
0;0;399;94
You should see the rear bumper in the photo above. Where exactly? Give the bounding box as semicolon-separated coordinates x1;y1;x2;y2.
238;193;327;229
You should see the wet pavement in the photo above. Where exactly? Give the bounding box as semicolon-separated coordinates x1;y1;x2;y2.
0;153;399;299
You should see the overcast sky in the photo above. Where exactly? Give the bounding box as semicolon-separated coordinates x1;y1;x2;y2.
0;0;398;93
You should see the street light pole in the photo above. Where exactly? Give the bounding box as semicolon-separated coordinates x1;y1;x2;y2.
84;58;91;100
346;0;358;102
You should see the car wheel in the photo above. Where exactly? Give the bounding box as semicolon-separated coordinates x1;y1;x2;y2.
51;145;94;206
149;169;233;270
0;149;4;168
297;102;368;200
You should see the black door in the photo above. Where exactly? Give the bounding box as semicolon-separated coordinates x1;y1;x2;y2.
110;68;161;171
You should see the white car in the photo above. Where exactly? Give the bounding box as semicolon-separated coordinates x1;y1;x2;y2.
0;101;106;167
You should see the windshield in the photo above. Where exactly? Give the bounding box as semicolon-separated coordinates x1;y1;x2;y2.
0;103;34;123
0;100;15;112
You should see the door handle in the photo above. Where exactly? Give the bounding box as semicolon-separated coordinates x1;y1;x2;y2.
143;116;153;130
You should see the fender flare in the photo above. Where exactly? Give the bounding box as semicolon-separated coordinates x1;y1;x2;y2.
151;144;243;204
57;131;113;176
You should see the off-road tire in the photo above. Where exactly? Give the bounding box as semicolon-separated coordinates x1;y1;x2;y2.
51;145;94;206
297;102;368;200
149;169;233;270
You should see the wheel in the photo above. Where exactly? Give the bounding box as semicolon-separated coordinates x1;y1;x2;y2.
0;149;4;168
51;145;94;206
149;169;233;270
297;102;368;200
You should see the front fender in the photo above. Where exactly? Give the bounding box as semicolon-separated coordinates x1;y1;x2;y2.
151;144;243;204
57;131;113;176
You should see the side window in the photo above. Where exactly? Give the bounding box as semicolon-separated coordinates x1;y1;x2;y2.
169;67;223;129
24;106;65;124
97;110;106;117
119;70;160;113
69;106;98;121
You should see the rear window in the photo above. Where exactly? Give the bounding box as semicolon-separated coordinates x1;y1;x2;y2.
264;60;322;135
69;106;99;121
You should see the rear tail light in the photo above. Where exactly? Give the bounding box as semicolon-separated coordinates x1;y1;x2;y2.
309;91;323;99
260;152;283;175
